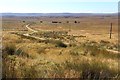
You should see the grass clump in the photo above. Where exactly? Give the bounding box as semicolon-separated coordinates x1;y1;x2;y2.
3;43;30;58
15;48;29;58
85;43;100;56
69;41;119;59
37;47;46;54
64;60;119;79
69;47;84;56
4;43;16;55
70;50;80;56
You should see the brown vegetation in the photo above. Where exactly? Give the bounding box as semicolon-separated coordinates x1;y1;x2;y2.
2;15;119;79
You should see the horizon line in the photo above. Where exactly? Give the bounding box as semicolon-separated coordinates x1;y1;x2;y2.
1;12;118;14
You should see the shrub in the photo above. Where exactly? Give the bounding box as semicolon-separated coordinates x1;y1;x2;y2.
66;21;69;23
100;40;110;44
23;21;25;23
52;21;58;23
55;40;67;48
4;43;16;55
40;21;43;23
74;21;77;23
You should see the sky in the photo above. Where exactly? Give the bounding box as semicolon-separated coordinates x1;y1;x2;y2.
0;0;119;13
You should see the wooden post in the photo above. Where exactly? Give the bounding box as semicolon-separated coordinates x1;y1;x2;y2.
110;23;112;39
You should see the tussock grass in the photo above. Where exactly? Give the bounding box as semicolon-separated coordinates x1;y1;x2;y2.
3;55;119;79
3;43;30;58
63;59;119;79
3;43;16;55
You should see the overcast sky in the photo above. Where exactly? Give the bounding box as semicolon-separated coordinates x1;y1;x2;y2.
0;0;119;13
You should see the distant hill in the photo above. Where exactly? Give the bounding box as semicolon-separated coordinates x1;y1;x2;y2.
1;13;118;17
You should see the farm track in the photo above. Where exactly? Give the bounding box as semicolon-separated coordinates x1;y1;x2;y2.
25;24;38;32
13;24;69;46
24;24;52;41
106;49;120;54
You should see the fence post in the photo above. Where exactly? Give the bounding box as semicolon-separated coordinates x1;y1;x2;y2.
110;23;112;39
